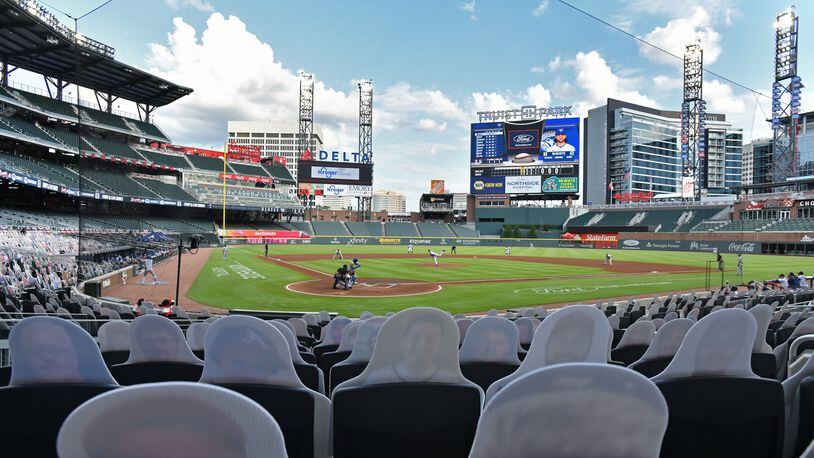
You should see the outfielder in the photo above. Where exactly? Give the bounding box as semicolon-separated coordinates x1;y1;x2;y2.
407;244;413;254
605;253;613;267
222;244;229;260
505;246;511;256
333;248;344;260
736;254;743;277
428;249;445;267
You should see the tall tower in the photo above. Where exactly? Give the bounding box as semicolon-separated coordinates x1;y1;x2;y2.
771;6;802;184
358;80;373;220
680;41;706;200
297;72;314;159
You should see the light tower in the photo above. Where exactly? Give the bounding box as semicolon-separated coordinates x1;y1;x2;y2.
297;72;314;214
680;41;706;201
358;80;373;220
771;6;802;184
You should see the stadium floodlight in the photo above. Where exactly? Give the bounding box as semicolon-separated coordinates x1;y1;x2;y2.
776;9;795;30
771;5;801;183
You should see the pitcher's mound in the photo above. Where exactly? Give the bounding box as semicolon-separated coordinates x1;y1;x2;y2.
286;278;441;297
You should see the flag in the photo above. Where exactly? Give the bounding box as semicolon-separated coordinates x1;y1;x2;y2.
301;148;312;161
623;170;632;180
608;182;614;191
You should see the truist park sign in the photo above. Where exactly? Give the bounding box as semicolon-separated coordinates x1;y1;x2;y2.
477;105;574;122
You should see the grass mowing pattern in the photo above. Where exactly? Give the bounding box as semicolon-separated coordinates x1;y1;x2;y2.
186;245;811;316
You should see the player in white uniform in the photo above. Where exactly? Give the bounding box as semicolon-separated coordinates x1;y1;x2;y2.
143;256;158;284
407;244;413;254
428;249;445;266
505;246;511;256
222;245;229;260
333;248;343;260
736;254;743;277
605;253;613;266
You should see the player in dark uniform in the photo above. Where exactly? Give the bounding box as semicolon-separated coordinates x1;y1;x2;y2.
333;265;350;289
451;245;457;254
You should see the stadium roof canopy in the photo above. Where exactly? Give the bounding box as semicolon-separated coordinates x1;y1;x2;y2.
0;0;192;107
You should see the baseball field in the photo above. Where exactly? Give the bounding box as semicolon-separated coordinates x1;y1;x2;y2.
182;244;812;316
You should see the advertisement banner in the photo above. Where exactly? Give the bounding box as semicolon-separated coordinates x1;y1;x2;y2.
505;175;542;194
219;229;305;239
311;166;359;181
681;177;695;198
470;176;506;195
430;180;445;194
542;176;579;193
323;184;373;197
619;239;761;253
316;150;371;164
226;143;261;162
219;173;274;185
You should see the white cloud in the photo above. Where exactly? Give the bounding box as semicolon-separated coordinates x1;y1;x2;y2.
548;55;562;71
639;6;722;66
652;75;683;91
571;51;658;110
525;84;552;107
378;82;466;130
530;66;545;73
165;0;214;12
471;91;514;112
414;118;448;132
533;0;549;17
623;0;738;25
460;0;475;12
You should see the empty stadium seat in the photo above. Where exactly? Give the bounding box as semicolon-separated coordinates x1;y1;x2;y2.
611;320;655;365
458;316;521;392
330;317;387;393
199;316;330;458
485;305;611;402
98;320;131;367
57;382;287;457
652;309;784;458
0;317;118;457
332;308;483;458
469;363;669;457
109;315;204;385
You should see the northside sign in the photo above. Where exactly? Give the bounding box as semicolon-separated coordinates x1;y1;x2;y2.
318;150;371;164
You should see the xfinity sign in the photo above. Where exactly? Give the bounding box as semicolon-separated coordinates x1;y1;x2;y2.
318;150;371;164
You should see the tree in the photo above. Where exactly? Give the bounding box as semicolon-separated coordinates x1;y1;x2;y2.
527;227;537;238
502;225;512;238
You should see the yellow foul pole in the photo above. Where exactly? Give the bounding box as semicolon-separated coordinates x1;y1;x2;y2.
222;148;227;241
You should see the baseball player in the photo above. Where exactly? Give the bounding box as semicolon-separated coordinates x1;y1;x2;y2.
264;243;269;257
222;244;229;260
333;265;351;290
333;248;343;260
712;247;719;257
505;246;511;256
407;244;413;254
605;253;613;267
736;254;743;277
545;128;576;153
142;255;158;285
348;258;362;285
451;245;457;255
428;249;445;267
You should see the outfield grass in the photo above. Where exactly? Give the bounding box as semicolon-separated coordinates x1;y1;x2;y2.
186;244;812;316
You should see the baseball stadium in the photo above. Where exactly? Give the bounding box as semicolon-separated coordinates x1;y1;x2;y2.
3;1;814;457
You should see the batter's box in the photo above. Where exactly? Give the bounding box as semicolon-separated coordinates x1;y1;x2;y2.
358;282;398;289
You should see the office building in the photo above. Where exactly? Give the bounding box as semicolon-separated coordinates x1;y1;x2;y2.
372;189;406;213
227;120;324;181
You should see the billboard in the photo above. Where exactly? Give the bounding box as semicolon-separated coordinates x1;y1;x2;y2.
542;176;579;193
471;117;580;166
297;160;373;185
470;176;506;195
505;175;542;194
430;180;445;194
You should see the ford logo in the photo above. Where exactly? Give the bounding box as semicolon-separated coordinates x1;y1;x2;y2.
623;240;639;247
514;134;534;143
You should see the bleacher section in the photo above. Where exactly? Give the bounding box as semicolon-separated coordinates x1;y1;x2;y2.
765;219;814;232
186;154;225;172
7;88;77;118
134;178;196;201
346;222;383;236
229;162;268;177
311;222;351;236
262;163;296;183
0;115;61;145
450;225;479;238
137;149;192;169
712;219;776;232
186;182;300;209
0;152;87;190
384;222;420;237
292;222;314;235
417;222;455;237
40;125;82;150
567;207;730;233
83;137;146;162
80;168;159;199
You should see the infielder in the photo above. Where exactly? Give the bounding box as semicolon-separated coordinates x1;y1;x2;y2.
505;246;511;256
451;245;457;255
143;255;158;284
428;249;445;267
605;253;613;267
333;248;344;260
736;254;743;277
407;244;413;254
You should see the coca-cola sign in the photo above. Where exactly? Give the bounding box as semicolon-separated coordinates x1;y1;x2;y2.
728;242;757;253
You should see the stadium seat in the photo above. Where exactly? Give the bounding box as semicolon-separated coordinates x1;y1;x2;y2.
185;322;210;360
313;316;351;359
469;364;669;457
97;321;131;367
513;317;535;351
485;305;611;402
57;382;287;457
456;318;473;346
611;320;655;365
458;317;521;392
652;309;784;458
199;315;330;458
629;318;693;377
269;320;325;393
109;315;203;385
332;308;483;458
0;317;118;457
318;321;360;390
330;317;387;393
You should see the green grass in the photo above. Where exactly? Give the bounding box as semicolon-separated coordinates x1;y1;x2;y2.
186;244;812;316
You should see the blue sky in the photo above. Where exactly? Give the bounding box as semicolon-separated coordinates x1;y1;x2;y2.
17;0;814;209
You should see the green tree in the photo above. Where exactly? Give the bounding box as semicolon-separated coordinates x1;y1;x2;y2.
527;227;537;238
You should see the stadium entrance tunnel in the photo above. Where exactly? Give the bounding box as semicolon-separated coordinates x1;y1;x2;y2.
286;278;442;298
